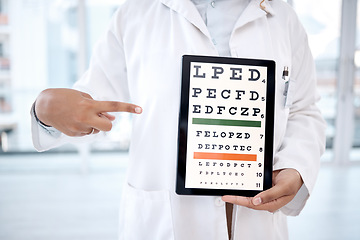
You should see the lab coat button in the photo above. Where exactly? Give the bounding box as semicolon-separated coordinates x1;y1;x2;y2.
211;1;215;8
215;197;224;207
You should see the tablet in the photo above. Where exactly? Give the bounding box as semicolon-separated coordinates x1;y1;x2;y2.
176;55;275;197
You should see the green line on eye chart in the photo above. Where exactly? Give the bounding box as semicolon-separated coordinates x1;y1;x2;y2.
192;118;261;128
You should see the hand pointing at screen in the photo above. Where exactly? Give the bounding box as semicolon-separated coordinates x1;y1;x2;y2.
34;88;142;137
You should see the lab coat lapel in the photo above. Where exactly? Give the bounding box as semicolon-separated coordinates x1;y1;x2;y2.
233;0;275;32
230;0;276;59
159;0;212;39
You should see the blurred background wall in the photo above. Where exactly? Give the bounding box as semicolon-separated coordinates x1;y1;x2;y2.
0;0;359;239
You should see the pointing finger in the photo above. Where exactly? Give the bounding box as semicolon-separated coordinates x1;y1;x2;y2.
94;100;142;114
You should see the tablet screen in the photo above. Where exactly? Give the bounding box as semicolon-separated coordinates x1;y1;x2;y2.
176;55;275;196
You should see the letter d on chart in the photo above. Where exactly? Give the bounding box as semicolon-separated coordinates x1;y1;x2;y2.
248;69;260;81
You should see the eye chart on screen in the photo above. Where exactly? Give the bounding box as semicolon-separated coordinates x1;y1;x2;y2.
176;55;275;197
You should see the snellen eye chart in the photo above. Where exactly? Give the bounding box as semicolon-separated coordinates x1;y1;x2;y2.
176;55;275;197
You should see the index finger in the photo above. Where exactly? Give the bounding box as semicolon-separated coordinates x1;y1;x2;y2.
94;100;142;114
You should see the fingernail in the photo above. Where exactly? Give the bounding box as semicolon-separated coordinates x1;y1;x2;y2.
135;107;142;114
253;197;262;206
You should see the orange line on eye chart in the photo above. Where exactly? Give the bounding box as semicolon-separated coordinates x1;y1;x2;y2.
193;152;257;161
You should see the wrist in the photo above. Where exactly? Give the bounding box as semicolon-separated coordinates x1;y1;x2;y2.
32;101;52;128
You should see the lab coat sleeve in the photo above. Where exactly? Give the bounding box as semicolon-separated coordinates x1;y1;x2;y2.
31;9;131;152
274;25;327;216
30;104;97;151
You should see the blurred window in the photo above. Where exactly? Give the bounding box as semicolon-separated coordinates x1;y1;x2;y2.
0;0;125;152
352;1;360;161
292;0;342;162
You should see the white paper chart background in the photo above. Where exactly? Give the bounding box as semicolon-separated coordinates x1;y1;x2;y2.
185;62;268;191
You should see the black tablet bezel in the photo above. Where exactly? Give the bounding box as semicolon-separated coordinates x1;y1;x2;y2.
176;55;275;197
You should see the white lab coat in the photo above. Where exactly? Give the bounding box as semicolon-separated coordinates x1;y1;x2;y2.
31;0;326;239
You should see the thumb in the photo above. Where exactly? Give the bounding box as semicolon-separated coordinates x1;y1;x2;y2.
252;184;284;206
